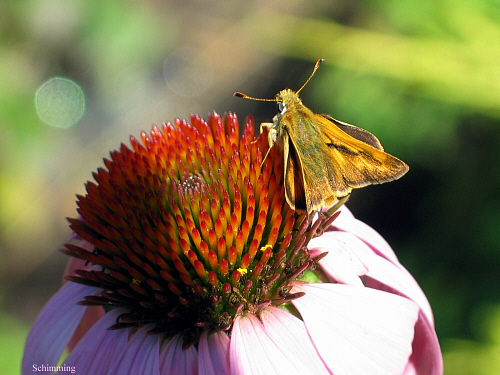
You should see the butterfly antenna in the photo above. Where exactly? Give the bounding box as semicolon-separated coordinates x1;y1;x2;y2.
296;59;324;94
233;92;277;102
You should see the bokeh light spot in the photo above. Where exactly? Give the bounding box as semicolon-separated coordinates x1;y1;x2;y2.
35;77;85;128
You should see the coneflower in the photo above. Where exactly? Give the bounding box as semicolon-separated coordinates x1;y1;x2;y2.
23;112;442;375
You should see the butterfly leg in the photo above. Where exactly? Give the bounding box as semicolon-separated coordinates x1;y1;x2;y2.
258;122;278;165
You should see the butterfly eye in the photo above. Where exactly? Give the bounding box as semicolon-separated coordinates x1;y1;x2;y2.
277;102;286;114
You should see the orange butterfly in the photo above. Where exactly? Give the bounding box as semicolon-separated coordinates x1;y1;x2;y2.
235;59;408;214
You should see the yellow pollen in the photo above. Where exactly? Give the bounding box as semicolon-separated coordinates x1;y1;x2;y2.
237;267;248;276
260;244;273;252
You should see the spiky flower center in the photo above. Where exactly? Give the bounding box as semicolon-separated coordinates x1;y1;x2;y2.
63;112;337;346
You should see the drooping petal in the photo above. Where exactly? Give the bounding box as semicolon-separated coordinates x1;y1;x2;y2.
230;313;318;375
292;282;419;375
22;282;98;374
364;269;434;327
67;305;106;352
329;207;400;264
160;334;198;375
260;307;330;375
107;325;161;375
61;242;106;351
404;310;443;375
198;329;231;375
64;308;130;374
308;235;368;286
320;230;434;325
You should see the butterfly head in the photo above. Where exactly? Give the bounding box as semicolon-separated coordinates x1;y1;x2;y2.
275;89;302;115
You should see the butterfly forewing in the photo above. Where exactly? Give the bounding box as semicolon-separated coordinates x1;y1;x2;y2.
316;114;409;189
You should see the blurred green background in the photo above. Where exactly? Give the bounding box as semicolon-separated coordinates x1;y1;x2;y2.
1;0;500;374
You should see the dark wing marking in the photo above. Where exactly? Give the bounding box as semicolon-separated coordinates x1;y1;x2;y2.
321;114;384;150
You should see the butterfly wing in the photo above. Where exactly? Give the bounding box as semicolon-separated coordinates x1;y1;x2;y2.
321;115;384;150
282;129;308;211
283;110;343;213
313;113;409;192
283;111;408;213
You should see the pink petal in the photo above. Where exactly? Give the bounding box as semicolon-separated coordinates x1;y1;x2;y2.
22;282;97;374
107;325;161;375
67;305;106;352
364;270;434;327
230;313;318;375
198;329;230;375
64;308;130;374
260;307;330;374
404;310;443;375
160;334;198;375
329;206;400;264
320;231;434;325
292;282;419;375
308;235;368;286
61;242;106;350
